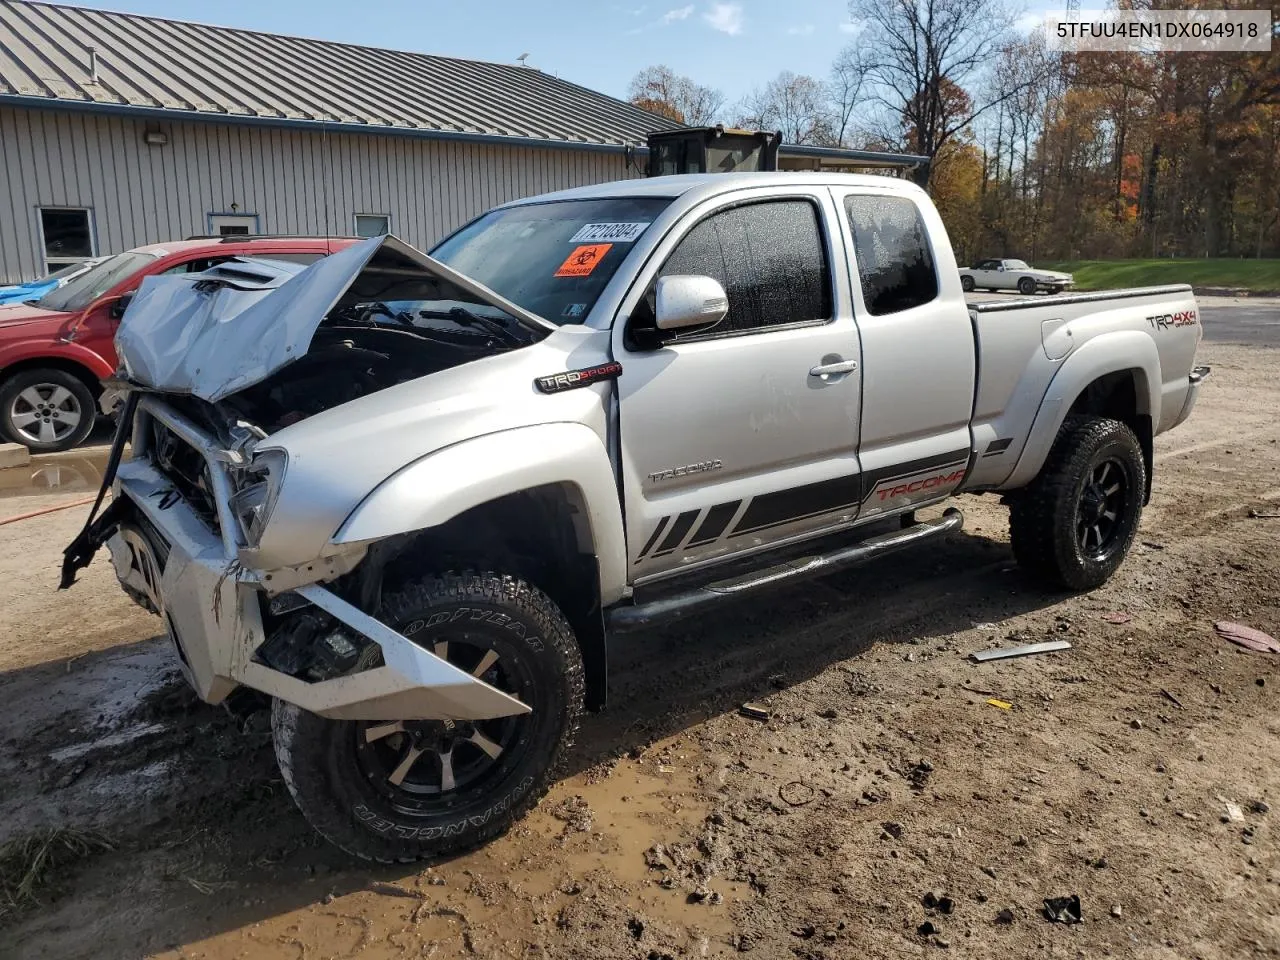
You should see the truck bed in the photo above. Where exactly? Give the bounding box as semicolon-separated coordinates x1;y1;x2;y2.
963;284;1201;493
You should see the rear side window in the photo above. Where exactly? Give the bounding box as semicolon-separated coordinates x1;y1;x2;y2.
844;196;938;316
648;199;832;338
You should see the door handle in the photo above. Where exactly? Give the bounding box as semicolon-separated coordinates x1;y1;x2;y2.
809;359;858;377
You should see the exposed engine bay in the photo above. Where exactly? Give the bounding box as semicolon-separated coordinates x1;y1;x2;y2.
219;244;546;434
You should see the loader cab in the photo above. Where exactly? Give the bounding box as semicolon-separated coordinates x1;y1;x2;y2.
645;126;782;177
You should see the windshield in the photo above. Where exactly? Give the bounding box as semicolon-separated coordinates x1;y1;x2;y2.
430;197;673;324
1006;259;1030;269
34;252;157;313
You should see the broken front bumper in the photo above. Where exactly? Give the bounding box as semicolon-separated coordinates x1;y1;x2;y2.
104;396;530;722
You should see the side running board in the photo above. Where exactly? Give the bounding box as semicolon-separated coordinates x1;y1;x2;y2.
608;507;964;633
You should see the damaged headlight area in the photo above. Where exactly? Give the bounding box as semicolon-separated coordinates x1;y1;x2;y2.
256;598;374;682
229;448;288;547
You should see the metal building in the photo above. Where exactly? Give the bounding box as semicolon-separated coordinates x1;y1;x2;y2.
0;0;679;283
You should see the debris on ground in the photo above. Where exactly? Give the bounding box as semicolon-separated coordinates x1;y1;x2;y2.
739;703;771;721
1247;509;1280;519
1101;612;1133;624
0;827;115;918
969;640;1072;663
1111;904;1123;918
1042;895;1083;924
1161;689;1184;709
1214;621;1280;654
986;698;1013;710
1220;799;1246;823
995;908;1015;925
779;781;815;807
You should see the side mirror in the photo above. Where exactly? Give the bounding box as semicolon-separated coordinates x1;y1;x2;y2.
109;292;134;320
654;275;729;332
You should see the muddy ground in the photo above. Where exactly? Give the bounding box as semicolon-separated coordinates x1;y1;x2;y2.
2;340;1279;960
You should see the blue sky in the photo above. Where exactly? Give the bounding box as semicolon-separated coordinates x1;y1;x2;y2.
66;0;1061;107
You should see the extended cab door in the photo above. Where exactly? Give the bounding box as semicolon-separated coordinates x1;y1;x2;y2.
612;187;863;583
831;188;976;518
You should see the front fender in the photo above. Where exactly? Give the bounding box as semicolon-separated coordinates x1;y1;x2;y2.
1003;331;1160;489
0;338;115;380
334;422;628;604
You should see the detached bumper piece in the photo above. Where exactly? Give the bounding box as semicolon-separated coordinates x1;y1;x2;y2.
100;395;530;722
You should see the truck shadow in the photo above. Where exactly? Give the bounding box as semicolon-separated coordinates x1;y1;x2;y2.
0;523;1069;956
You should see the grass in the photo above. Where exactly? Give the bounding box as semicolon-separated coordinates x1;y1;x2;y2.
0;827;115;920
1038;259;1280;293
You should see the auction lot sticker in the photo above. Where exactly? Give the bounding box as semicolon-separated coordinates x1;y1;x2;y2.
1047;9;1272;52
570;222;650;243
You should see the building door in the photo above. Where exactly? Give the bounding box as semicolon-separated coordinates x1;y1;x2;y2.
208;214;258;236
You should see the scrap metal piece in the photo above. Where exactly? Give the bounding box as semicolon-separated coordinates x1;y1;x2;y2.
1043;895;1082;924
969;640;1072;663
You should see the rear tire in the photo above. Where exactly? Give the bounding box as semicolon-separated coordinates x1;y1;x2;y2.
1008;416;1146;591
0;367;97;452
1017;277;1037;296
960;275;975;292
273;572;584;862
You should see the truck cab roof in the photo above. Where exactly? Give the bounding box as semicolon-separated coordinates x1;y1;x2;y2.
502;171;929;208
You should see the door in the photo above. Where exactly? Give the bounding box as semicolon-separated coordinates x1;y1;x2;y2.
970;259;999;288
612;189;863;583
208;214;258;236
834;189;976;518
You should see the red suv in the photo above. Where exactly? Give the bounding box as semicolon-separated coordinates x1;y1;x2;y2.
0;236;357;452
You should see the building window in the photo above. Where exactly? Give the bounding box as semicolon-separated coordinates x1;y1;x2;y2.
355;214;391;238
39;208;96;272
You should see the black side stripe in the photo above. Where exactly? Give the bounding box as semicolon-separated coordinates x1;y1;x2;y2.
636;516;670;560
731;474;862;537
652;511;699;556
983;437;1013;457
688;501;741;547
859;448;970;503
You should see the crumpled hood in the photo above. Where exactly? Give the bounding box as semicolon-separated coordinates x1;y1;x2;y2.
114;235;555;403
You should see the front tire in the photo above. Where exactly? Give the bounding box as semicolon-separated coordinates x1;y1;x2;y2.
273;573;584;862
0;368;97;452
960;275;975;292
1008;416;1146;591
1017;276;1037;296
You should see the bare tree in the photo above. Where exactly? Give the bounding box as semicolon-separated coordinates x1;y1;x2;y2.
737;72;836;145
846;0;1050;183
628;65;725;125
828;47;873;146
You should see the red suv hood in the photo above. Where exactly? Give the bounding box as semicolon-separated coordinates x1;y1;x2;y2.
0;302;64;329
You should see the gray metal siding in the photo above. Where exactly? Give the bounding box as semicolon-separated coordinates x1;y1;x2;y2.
0;105;637;282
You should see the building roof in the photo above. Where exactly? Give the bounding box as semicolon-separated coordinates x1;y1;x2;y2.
0;0;681;150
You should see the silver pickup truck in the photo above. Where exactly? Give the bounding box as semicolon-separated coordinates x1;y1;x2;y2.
63;172;1208;862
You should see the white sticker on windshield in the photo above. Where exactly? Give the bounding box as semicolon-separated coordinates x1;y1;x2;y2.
570;222;650;244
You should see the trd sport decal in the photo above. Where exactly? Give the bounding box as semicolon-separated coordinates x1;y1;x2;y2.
533;361;623;394
634;451;971;562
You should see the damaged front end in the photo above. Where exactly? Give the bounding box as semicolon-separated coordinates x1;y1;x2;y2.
62;236;556;722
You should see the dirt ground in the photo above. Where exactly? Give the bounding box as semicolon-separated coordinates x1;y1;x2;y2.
2;340;1279;960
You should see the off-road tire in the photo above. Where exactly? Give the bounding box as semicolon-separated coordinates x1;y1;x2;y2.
272;572;584;863
960;275;975;292
1017;276;1037;296
0;367;97;452
1008;416;1146;591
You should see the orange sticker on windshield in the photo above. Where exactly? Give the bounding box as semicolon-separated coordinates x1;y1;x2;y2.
555;243;612;277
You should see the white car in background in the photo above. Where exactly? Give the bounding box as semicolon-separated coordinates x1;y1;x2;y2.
960;258;1074;296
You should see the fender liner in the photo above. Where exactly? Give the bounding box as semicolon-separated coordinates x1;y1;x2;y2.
333;422;628;608
1003;332;1160;490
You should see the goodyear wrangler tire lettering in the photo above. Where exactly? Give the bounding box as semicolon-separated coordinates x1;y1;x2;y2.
271;573;584;863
